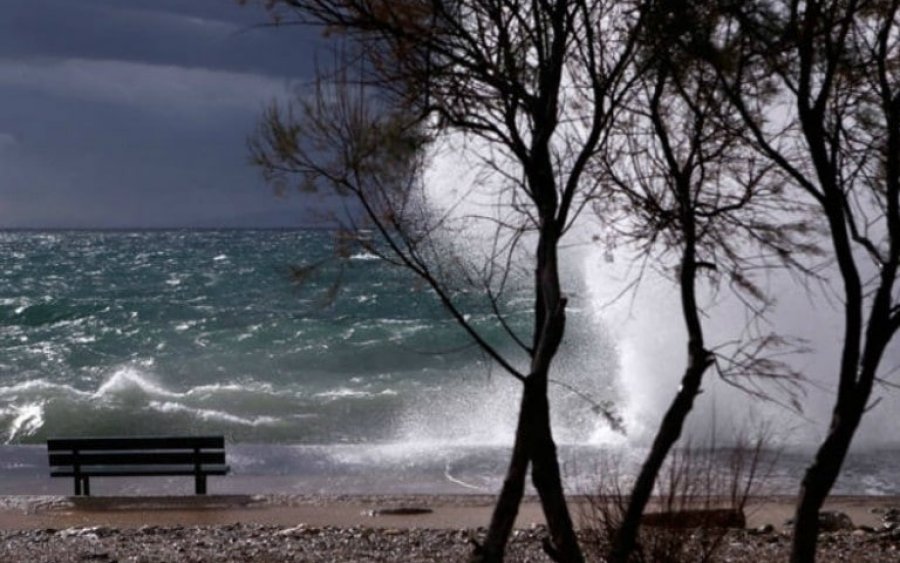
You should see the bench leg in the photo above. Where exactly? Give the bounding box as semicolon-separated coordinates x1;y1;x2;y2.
195;474;207;495
82;477;90;497
74;477;81;496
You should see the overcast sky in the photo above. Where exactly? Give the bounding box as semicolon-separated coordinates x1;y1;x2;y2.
0;0;329;228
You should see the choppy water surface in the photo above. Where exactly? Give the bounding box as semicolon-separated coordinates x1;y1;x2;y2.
0;230;557;443
0;230;897;496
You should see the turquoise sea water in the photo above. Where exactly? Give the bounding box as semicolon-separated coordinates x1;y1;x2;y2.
0;230;556;443
0;230;897;496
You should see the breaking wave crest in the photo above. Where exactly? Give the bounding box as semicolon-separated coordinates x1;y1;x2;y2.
0;365;399;444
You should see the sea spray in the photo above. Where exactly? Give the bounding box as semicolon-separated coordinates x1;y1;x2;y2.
581;238;900;449
419;131;623;447
1;230;898;494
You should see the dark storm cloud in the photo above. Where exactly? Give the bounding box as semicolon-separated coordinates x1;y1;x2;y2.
0;0;318;78
0;0;330;228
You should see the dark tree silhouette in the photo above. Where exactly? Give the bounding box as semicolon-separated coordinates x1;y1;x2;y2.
697;1;900;560
600;5;812;559
244;1;648;561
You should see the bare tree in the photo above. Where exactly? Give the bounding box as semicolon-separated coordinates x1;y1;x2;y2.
695;1;900;560
244;1;647;561
598;5;811;559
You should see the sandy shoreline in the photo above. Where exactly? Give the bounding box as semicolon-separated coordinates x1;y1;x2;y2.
1;494;531;531
1;493;898;531
1;495;899;561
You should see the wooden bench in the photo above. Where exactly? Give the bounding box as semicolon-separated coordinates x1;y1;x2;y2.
47;436;229;496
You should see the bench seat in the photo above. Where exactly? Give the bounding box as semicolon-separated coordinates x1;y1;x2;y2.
50;467;230;478
47;436;229;496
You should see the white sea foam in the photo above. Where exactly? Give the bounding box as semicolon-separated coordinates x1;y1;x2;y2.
314;388;397;400
70;334;97;344
443;463;488;491
187;382;277;397
174;320;199;332
147;401;281;426
389;322;428;333
0;362;309;442
321;441;455;465
93;367;179;399
0;379;91;399
5;403;44;443
236;331;254;342
91;368;290;404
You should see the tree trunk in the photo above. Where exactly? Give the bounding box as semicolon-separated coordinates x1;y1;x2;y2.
470;385;533;563
790;407;862;562
529;373;584;563
471;374;584;563
607;355;711;563
608;164;711;563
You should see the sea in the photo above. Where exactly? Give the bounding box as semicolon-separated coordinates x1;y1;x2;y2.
0;229;898;497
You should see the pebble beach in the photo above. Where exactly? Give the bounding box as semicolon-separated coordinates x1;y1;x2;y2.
2;495;900;561
3;522;900;562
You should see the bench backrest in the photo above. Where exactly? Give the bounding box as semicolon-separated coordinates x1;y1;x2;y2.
48;436;226;469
